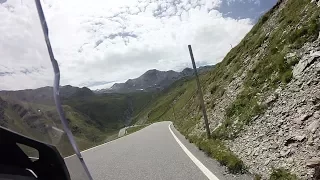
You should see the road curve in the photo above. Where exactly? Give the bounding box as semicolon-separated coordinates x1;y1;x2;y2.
65;121;251;180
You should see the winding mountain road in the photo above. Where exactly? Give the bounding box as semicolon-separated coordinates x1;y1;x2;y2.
65;121;252;180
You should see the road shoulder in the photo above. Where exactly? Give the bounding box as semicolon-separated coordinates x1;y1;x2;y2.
169;123;253;180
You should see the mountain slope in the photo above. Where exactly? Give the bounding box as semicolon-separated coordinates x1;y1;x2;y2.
136;0;320;179
0;86;154;156
63;91;154;128
102;66;214;93
0;86;94;105
111;69;180;93
0;94;105;156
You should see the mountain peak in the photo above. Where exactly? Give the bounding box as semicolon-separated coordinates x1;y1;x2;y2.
107;66;214;93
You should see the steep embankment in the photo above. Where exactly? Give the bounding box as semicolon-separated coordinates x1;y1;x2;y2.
0;94;104;156
137;0;320;179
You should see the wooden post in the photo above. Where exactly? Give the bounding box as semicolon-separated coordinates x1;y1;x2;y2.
172;103;176;121
188;45;211;139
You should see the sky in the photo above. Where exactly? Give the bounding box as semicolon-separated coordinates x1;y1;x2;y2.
0;0;277;90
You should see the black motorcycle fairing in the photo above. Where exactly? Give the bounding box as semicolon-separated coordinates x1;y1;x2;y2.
0;126;70;180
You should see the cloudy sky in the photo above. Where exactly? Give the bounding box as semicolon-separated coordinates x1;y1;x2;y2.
0;0;276;90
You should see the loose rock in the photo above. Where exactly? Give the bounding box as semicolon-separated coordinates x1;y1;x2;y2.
306;120;319;133
306;157;320;168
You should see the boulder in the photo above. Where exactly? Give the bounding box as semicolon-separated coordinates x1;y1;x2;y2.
293;134;306;141
314;111;320;119
294;114;312;125
293;51;320;77
285;134;306;146
264;94;278;106
306;157;320;168
306;120;319;134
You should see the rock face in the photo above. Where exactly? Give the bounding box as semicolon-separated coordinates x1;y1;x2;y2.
228;41;320;179
186;0;320;179
307;158;320;168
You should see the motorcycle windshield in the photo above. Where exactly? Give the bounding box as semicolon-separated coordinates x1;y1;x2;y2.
0;1;90;179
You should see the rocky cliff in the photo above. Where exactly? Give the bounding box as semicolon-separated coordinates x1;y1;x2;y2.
227;38;320;179
138;0;320;179
200;0;320;178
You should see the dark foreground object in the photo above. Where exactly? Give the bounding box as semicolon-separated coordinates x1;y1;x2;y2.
0;126;70;180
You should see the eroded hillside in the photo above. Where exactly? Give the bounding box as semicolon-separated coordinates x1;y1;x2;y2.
137;0;320;179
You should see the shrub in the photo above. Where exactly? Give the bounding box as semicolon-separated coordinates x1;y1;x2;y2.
254;174;262;180
281;70;293;83
271;47;278;54
210;85;218;94
270;169;298;180
286;19;293;24
261;15;269;24
308;18;320;41
274;54;288;72
287;27;308;44
194;137;246;173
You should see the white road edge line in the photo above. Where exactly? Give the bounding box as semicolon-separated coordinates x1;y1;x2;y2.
168;123;220;180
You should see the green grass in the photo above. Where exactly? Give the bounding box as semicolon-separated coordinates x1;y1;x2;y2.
0;94;127;157
269;169;298;180
104;131;120;142
64;94;129;129
254;174;262;180
1;87;156;157
212;87;265;139
187;135;246;174
126;125;148;135
63;105;105;142
64;92;155;130
130;92;155;117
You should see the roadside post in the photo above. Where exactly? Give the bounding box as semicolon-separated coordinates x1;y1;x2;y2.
188;45;211;139
172;99;177;121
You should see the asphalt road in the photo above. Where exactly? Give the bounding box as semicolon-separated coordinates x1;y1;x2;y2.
65;121;252;180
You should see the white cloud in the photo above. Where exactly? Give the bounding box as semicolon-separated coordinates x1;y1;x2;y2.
0;0;253;90
226;0;260;6
0;0;54;90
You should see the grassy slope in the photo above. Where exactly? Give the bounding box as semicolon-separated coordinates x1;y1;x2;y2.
214;0;320;140
136;0;320;176
1;91;154;157
60;92;154;155
64;92;154;129
1;97;108;156
64;94;128;130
